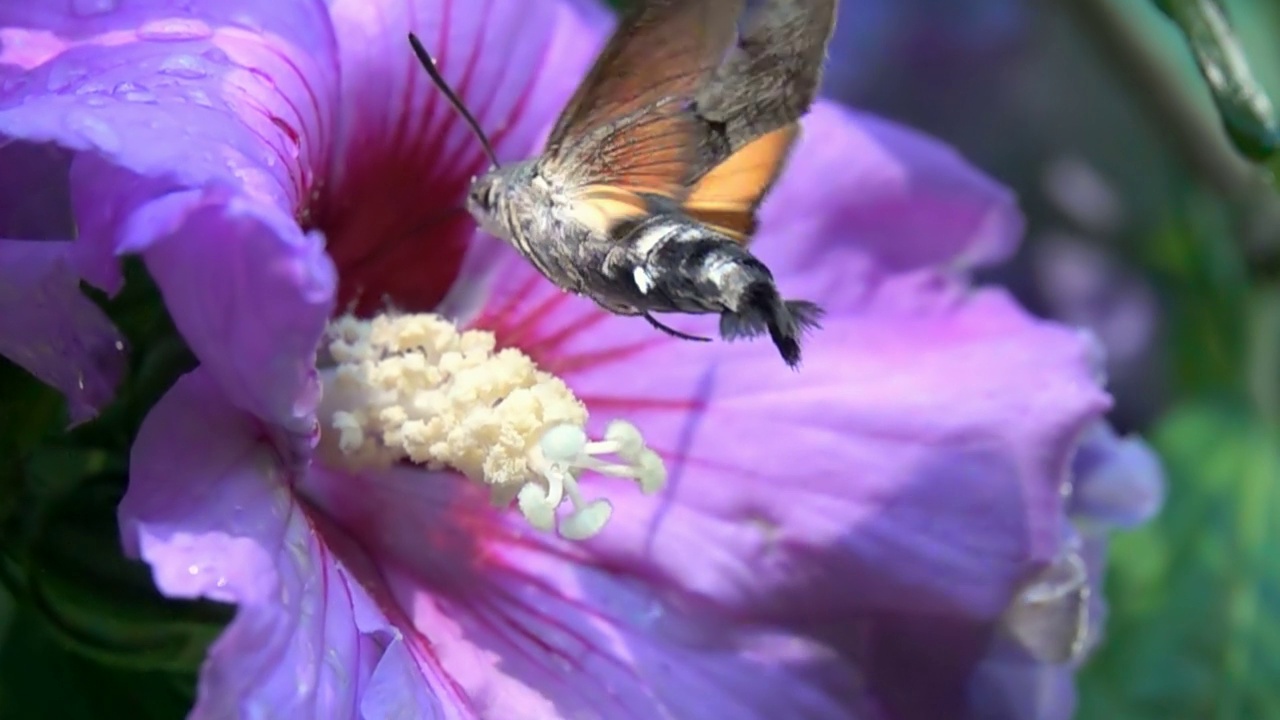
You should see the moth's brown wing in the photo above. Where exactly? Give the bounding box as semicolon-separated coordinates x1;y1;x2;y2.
682;0;837;243
544;0;743;200
683;123;798;241
694;0;837;157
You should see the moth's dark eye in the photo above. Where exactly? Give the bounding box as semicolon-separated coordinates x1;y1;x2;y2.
469;179;498;211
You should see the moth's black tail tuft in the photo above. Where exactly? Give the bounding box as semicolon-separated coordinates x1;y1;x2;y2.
719;283;824;369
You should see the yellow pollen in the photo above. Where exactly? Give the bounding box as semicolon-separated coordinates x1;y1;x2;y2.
317;313;666;539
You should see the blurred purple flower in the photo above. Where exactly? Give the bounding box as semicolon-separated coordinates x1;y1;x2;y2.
822;0;1028;100
0;1;1159;719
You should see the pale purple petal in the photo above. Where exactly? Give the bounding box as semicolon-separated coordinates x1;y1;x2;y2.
301;465;876;720
121;369;469;719
1069;422;1165;530
0;239;125;421
962;422;1165;720
0;0;339;290
0;0;341;428
314;0;610;314
756;101;1025;305
134;187;335;434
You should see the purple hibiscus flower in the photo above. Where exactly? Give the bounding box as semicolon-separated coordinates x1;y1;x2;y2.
0;0;1162;718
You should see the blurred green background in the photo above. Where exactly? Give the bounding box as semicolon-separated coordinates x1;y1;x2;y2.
805;0;1280;717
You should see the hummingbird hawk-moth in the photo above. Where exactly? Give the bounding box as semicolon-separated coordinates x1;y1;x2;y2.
409;0;838;368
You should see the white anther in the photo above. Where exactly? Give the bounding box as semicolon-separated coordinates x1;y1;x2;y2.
517;484;556;532
540;424;588;463
560;500;613;540
634;449;666;494
517;421;669;540
316;312;665;543
603;419;645;459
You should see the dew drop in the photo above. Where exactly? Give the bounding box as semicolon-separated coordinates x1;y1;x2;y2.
186;564;200;576
158;54;208;79
66;110;121;153
186;88;214;107
1;76;28;95
69;0;116;17
136;18;212;41
265;154;277;167
228;13;264;33
200;47;230;65
111;80;158;104
46;64;88;92
73;82;107;96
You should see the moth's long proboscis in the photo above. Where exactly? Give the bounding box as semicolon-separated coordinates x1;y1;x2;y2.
407;32;501;169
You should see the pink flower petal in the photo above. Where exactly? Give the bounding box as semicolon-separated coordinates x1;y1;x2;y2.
479;260;1107;620
301;465;876;720
467;251;1108;716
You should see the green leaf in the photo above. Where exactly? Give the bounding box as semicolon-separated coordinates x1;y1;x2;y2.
1153;0;1280;160
0;598;195;720
21;472;230;674
1078;397;1280;719
1143;204;1249;394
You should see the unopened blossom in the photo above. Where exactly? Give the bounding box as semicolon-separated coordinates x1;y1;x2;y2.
0;1;1160;718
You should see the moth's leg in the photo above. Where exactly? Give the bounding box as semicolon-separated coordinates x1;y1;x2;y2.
643;313;713;343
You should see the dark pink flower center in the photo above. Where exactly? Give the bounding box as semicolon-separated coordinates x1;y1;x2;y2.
304;133;478;316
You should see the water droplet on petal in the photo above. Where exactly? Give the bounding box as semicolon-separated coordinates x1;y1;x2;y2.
199;47;230;65
265;154;277;167
1;76;29;95
66;110;121;153
111;81;157;104
73;82;107;96
46;64;88;92
186;88;214;107
228;13;264;33
157;54;208;79
69;0;116;17
136;18;212;41
186;564;200;575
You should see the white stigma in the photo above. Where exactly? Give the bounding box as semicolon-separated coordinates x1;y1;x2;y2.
317;313;666;540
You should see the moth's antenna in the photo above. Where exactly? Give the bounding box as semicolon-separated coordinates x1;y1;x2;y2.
407;32;500;168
